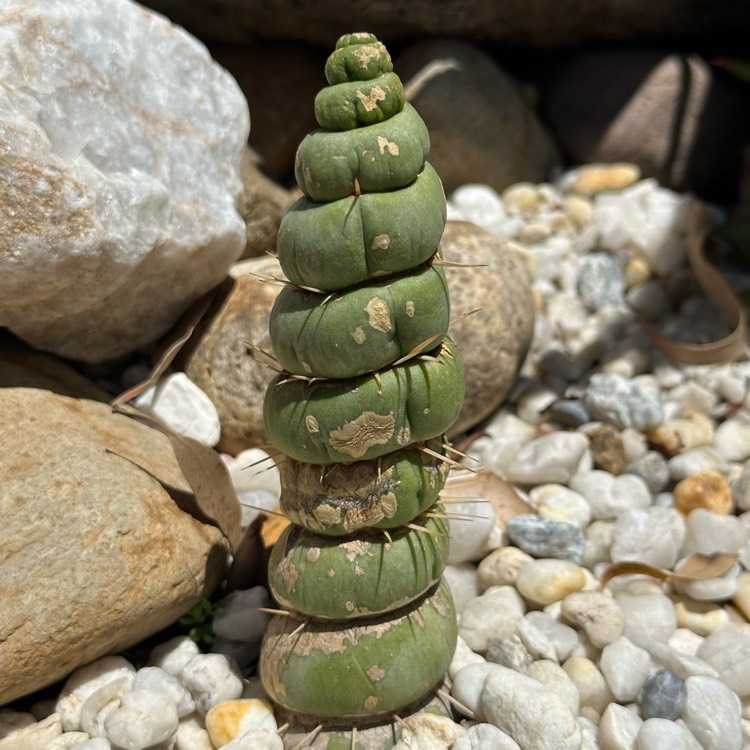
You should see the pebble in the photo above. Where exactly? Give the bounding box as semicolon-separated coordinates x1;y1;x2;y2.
648;641;719;681
696;627;750;697
525;660;580;715
517;618;558;662
529;484;592;528
732;571;750;620
543;398;592;427
626;280;671;319
103;690;178;750
134;372;222;447
449;636;486;679
515;559;587;605
672;560;741;601
55;657;136;732
0;714;62;750
524;610;580;661
584;372;664;431
569;470;651;520
220;730;283;750
227;448;281;528
211;587;272;644
447;496;498;564
444;563;481;612
68;740;110;750
150;636;202;680
205;699;276;746
583;519;614;568
609;506;685;568
477;546;534;590
480;667;582;750
486;635;534;671
587;424;628;475
46;732;91;750
681;508;745;555
451;722;521;750
133;667;195;717
577;252;624;311
731;465;750;512
624;450;670;493
598;702;643;750
615;590;677;649
668;447;729;481
639;668;686;720
505;515;585;562
80;676;132;737
502;431;590;485
561;591;625;648
451;661;501;720
682;675;743;750
563;657;614;718
392;714;465;750
649;410;714;455
673;597;731;635
175;715;212;750
674;470;733;515
636;718;702;750
181;654;244;715
713;411;750;462
600;636;652;701
459;586;526;652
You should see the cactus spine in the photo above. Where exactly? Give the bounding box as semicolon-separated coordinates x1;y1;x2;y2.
260;33;463;733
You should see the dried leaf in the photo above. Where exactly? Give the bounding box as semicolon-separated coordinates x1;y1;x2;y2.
672;552;739;581
114;406;243;553
599;561;672;590
110;288;217;409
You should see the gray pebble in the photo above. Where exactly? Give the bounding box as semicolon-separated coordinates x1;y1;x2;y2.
640;668;686;720
543;398;591;427
486;634;534;672
577;252;624;311
506;515;585;563
584;372;663;430
625;450;670;493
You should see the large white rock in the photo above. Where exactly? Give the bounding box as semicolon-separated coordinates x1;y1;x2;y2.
0;0;249;362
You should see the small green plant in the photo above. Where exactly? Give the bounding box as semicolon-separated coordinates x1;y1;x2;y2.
259;32;463;738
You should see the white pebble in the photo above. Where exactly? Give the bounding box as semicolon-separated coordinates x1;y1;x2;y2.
443;563;481;612
391;713;464;750
714;411;750;462
447;498;497;563
563;657;614;717
525;660;580;715
636;717;702;750
648;641;718;681
583;519;614;568
0;713;62;750
569;470;651;520
219;731;283;750
561;590;625;648
133;667;195;717
452;661;501;720
682;508;745;556
103;690;178;749
610;506;685;568
668;448;729;481
578;716;600;750
449;635;486;679
150;636;201;680
517;618;558;662
696;627;750;696
615;590;677;649
600;636;652;701
181;654;244;715
515;559;587;605
477;546;534;590
530;484;592;528
459;586;526;652
80;677;133;737
673;560;741;601
452;722;520;750
206;699;277;747
227;448;281;527
55;656;136;732
70;740;111;750
524;610;579;661
174;714;212;750
504;432;590;485
599;702;643;750
682;675;742;750
46;733;91;750
481;666;581;750
212;587;272;644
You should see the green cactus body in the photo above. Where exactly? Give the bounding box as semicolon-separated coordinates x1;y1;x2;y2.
260;32;462;732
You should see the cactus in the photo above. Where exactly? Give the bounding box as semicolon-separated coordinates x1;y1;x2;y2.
260;32;463;742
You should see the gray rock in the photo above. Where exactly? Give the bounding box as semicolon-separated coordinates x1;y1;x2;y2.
0;388;231;705
506;515;585;563
639;669;686;720
0;0;249;362
584;373;664;430
577;252;624;311
625;451;670;493
486;635;534;672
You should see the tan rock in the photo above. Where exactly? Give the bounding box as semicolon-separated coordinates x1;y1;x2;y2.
650;410;715;456
477;546;534;591
674;470;733;515
0;714;61;750
732;571;750;623
205;698;276;746
442;221;535;436
180;255;282;455
398;40;559;195
562;163;641;196
0;388;230;705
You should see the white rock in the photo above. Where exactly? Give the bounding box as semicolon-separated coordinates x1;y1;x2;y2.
583;519;614;568
480;666;581;750
103;690;178;749
459;586;526;652
80;676;133;737
443;563;481;613
390;713;464;750
696;627;750;696
0;0;248;362
0;713;62;750
0;709;35;735
714;411;750;462
525;660;580;715
477;546;534;590
615;590;677;649
673;561;741;601
668;628;705;657
578;716;600;750
133;667;195;717
205;699;277;747
668;448;729;481
682;508;745;556
449;635;486;679
46;732;91;750
610;506;685;568
600;636;652;701
175;714;212;750
219;731;283;750
515;559;587;606
561;590;625;648
648;641;719;681
682;675;743;750
182;654;244;715
447;497;497;564
211;587;272;644
517;618;558;662
452;661;499;720
134;372;221;447
599;703;643;750
150;637;201;680
504;432;590;485
70;740;111;750
452;723;521;750
563;656;614;717
523;610;580;661
477;413;537;476
636;717;702;750
569;470;651;520
227;449;281;527
530;484;592;528
55;656;136;732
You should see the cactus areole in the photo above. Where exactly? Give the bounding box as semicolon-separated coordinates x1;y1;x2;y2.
260;32;463;729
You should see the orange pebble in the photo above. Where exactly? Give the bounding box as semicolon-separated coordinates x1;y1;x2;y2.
674;471;733;515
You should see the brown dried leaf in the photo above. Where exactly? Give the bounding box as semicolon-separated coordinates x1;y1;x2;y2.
599;561;672;590
114;406;243;553
673;552;739;581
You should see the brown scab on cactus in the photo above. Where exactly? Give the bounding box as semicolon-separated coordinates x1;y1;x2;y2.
259;31;463;740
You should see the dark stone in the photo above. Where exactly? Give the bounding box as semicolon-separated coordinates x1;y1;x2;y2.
640;668;686;720
505;514;585;563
